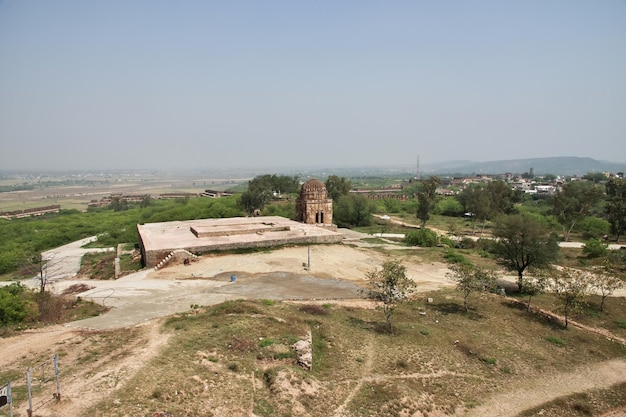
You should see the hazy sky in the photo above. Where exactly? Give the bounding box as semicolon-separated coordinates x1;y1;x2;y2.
1;1;625;171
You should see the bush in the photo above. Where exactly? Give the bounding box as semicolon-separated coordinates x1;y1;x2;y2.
546;335;566;347
456;238;477;249
404;228;439;247
443;249;472;266
582;239;609;258
0;283;38;326
575;216;610;239
439;236;455;248
299;304;329;315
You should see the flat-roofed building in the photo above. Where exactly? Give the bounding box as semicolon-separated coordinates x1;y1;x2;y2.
137;216;343;268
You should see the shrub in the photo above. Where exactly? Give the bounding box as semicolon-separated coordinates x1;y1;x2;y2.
546;335;566;347
439;236;455;248
582;239;609;259
456;238;477;249
404;228;439;247
575;216;610;239
443;249;472;266
480;356;497;365
443;249;472;265
0;283;38;326
299;304;329;315
258;338;276;347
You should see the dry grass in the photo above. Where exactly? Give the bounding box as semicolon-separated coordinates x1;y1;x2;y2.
71;290;626;417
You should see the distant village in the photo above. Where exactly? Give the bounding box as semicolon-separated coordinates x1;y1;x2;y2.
1;170;623;220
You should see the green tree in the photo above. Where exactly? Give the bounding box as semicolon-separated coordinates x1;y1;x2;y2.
437;197;464;217
523;274;549;311
582;239;609;258
139;194;152;208
325;175;352;201
583;172;607;184
550;181;604;242
334;194;374;227
492;214;559;292
575;216;610;239
605;177;626;242
446;264;497;312
238;174;300;215
457;184;490;233
364;259;416;333
416;176;440;226
593;261;625;312
456;181;519;234
109;196;129;211
550;267;591;329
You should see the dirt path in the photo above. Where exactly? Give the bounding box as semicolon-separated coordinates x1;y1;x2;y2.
45;319;171;417
465;359;626;417
331;336;375;417
0;319;171;417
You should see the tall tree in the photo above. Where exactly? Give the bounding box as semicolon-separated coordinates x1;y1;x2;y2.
492;214;559;291
325;175;352;201
605;177;626;242
551;181;604;242
237;174;299;216
416;176;440;226
364;259;416;333
334;194;374;227
457;184;490;233
457;181;519;234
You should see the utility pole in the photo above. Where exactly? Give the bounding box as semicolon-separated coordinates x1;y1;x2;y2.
416;154;421;180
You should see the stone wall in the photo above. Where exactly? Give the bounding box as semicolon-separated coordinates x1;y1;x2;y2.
143;233;343;268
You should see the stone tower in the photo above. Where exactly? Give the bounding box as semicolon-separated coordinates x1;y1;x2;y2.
296;179;333;225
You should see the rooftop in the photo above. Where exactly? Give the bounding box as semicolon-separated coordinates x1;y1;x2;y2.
137;216;342;254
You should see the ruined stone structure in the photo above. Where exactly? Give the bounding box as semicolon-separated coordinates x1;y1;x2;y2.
296;179;333;226
137;216;343;268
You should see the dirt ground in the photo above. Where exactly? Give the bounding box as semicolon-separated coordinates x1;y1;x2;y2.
2;239;626;416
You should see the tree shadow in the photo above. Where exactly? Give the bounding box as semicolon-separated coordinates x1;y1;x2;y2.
429;302;465;315
500;299;564;330
428;302;485;320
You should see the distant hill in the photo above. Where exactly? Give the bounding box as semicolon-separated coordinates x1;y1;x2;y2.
423;157;626;177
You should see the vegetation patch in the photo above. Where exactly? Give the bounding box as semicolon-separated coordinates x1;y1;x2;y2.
546;335;566;347
79;252;116;280
298;304;329;315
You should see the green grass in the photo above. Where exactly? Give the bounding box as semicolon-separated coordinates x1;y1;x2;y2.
79;252;116;280
546;335;566;347
118;253;142;273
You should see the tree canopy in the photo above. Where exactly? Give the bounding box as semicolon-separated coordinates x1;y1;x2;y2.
325;175;352;201
364;259;416;333
334;194;375;228
492;214;559;291
605;177;626;242
237;175;299;215
416;176;440;226
551;180;604;242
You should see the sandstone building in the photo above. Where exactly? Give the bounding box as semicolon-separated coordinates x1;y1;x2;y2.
138;179;340;269
296;179;333;226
